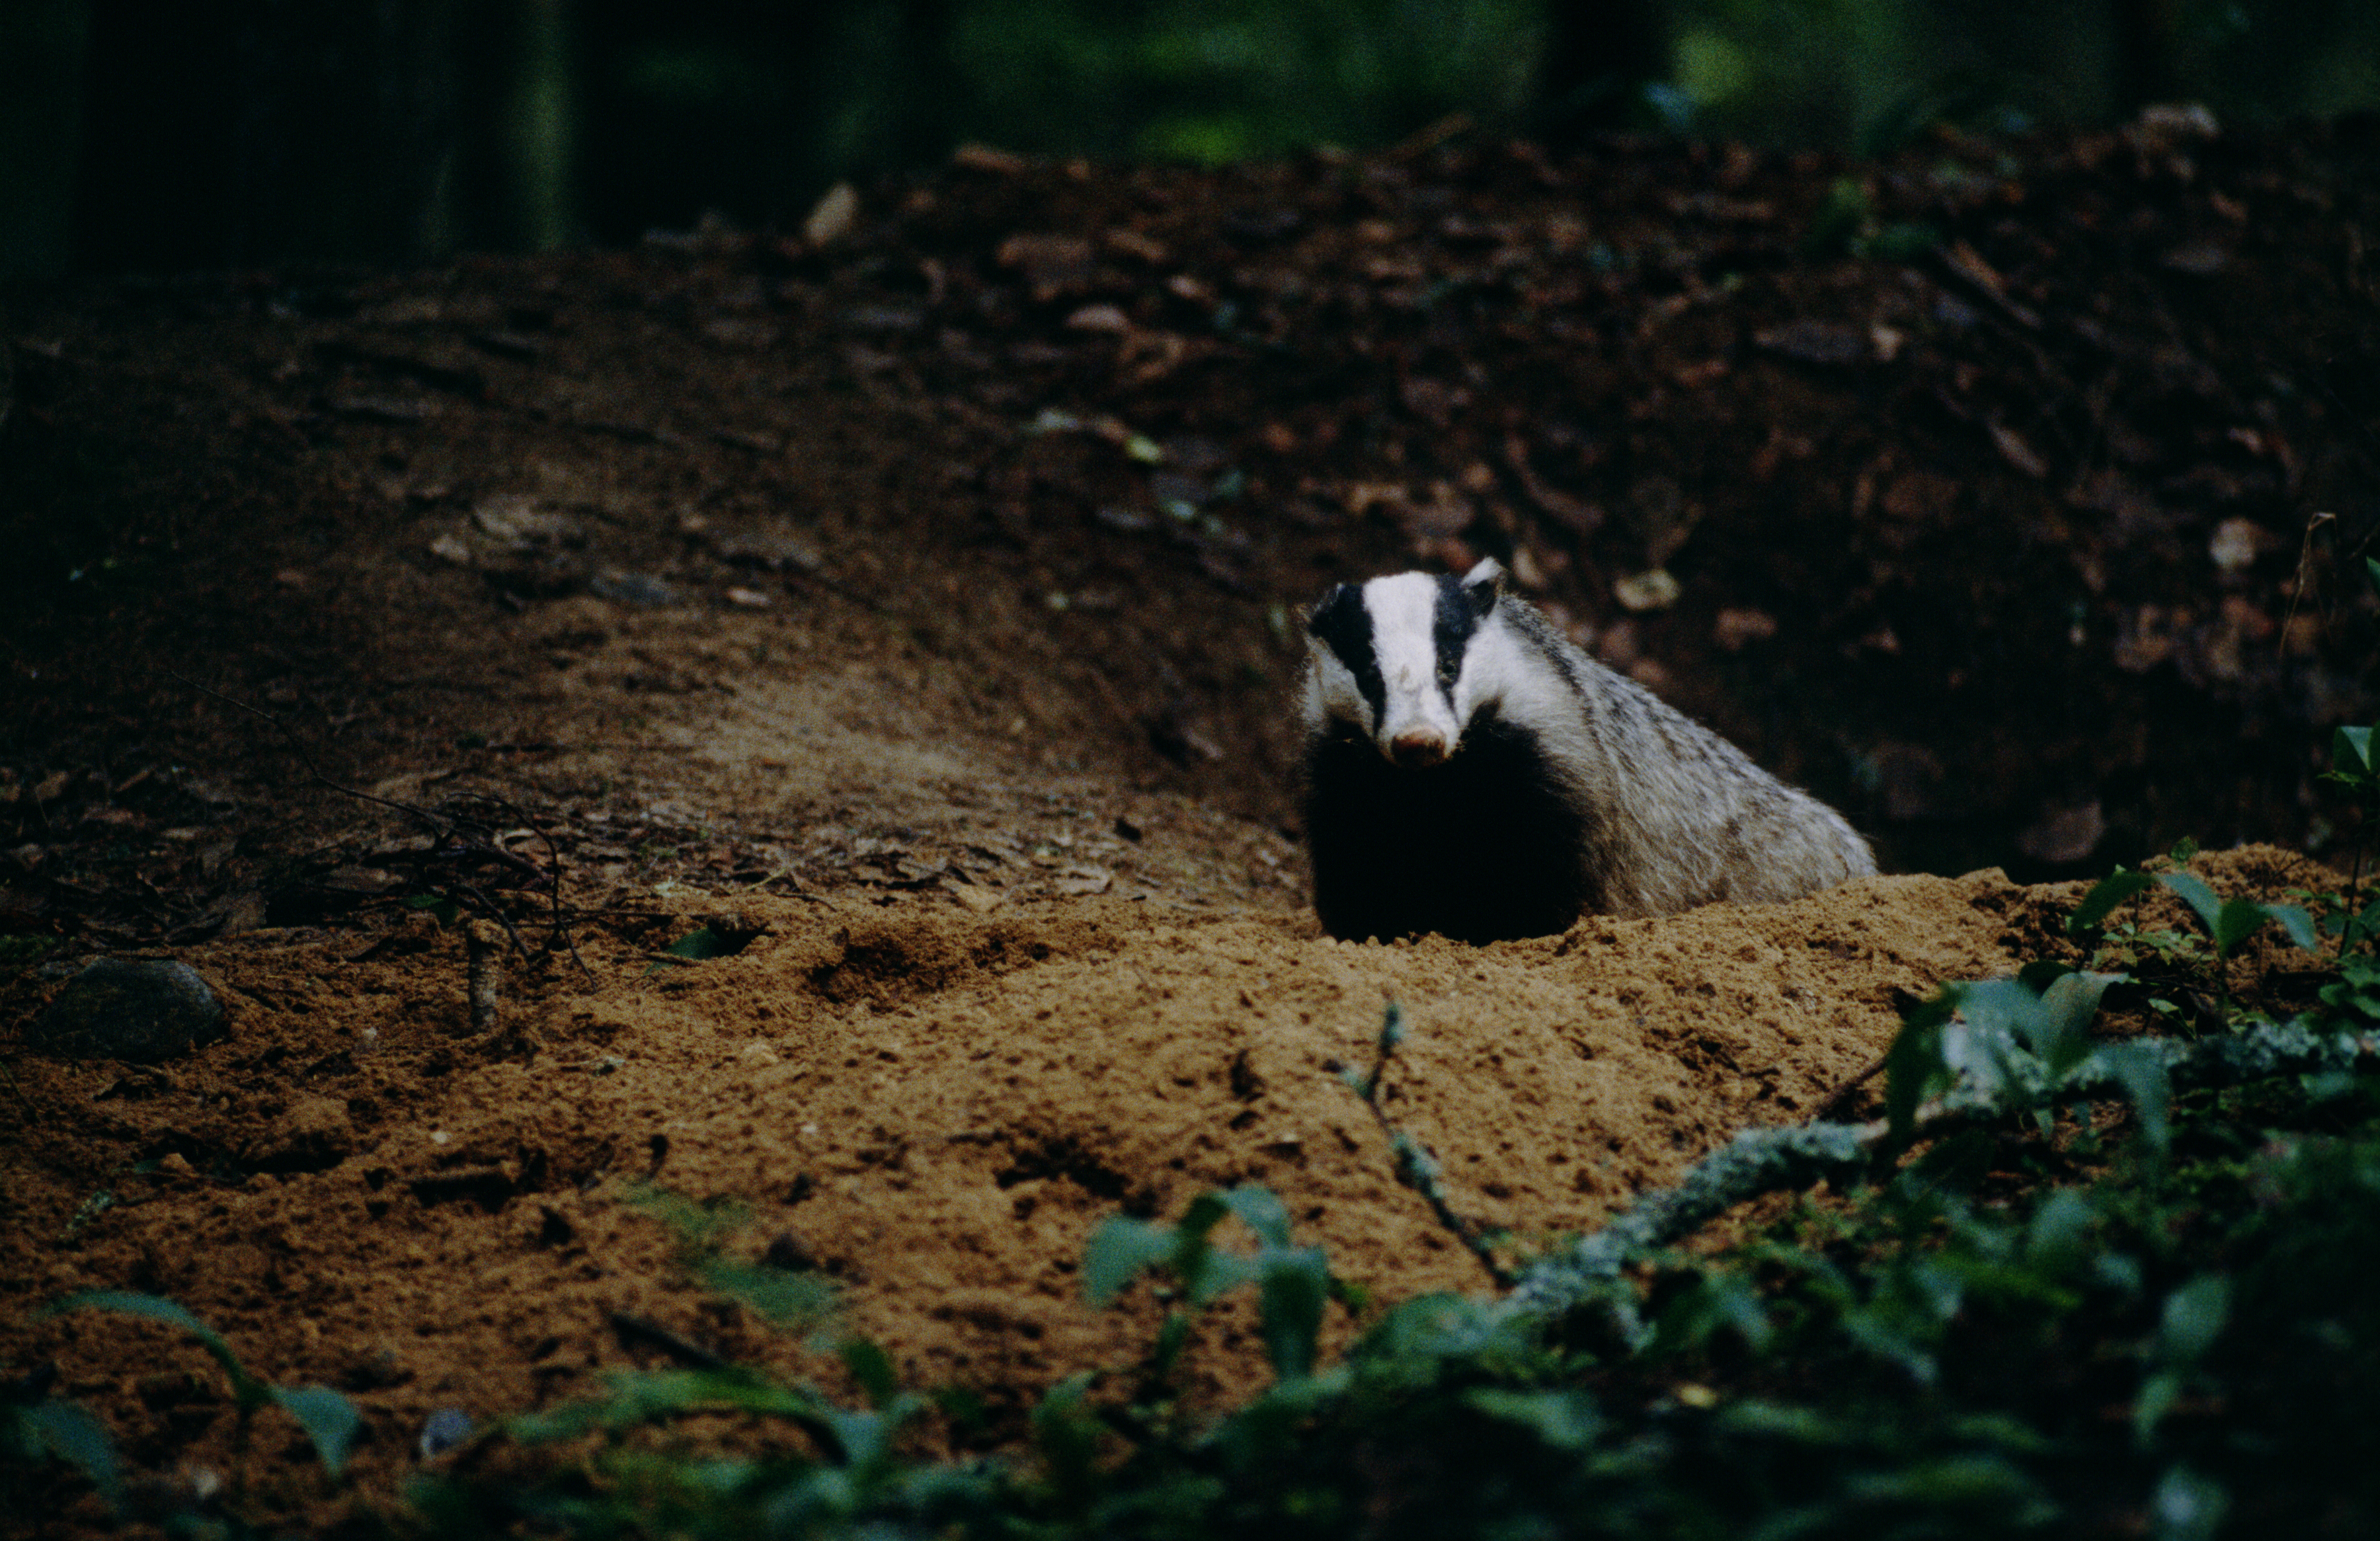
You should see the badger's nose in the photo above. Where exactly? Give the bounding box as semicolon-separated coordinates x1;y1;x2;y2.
1388;729;1449;768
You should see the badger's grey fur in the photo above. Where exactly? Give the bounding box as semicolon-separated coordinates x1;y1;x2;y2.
1299;558;1875;943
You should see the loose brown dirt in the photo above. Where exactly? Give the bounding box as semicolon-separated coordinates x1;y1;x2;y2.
1;116;2374;1533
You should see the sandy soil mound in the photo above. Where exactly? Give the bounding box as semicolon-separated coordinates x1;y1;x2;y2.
3;842;2093;1522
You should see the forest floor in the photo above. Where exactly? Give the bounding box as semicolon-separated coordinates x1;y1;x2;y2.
0;113;2375;1533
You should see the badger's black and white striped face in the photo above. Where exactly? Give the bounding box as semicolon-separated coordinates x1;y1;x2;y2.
1304;557;1507;768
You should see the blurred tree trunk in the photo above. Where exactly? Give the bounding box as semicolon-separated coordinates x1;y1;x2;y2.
879;0;963;171
2112;0;2181;112
75;0;465;271
0;0;93;279
1532;0;1670;141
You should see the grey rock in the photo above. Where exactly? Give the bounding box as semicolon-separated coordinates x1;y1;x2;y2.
25;958;225;1062
589;570;680;608
418;1407;475;1460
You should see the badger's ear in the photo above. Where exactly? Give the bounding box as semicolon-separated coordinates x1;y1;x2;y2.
1459;557;1505;617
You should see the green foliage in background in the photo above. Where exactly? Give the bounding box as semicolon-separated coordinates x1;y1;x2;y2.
946;0;1546;165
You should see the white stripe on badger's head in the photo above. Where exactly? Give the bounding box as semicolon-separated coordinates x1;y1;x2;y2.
1305;558;1507;768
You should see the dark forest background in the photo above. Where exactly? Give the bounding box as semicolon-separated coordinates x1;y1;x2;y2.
3;0;2377;280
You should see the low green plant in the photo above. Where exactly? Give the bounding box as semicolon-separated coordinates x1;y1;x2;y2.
1084;1183;1341;1390
50;1292;360;1481
626;1183;838;1330
0;932;55;984
3;1292;360;1524
2067;844;2317;1023
3;1368;124;1515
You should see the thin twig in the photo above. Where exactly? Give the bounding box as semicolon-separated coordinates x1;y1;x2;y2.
1342;1002;1515;1290
446;791;593;981
171;670;448;837
464;920;502;1033
167;670;592;979
1810;1052;1889;1121
608;1310;725;1370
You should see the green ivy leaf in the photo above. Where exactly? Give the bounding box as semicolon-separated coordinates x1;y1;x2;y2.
1216;1185;1294;1251
2336;725;2375;776
2022;1189;2098;1276
405;892;462;928
2036;971;2122;1078
839;1337;898;1410
2133;1367;2184;1446
1462;1387;1602;1450
2070;871;2155;934
1181;1248;1258;1306
2155;873;2225;940
1080;1217;1176;1306
696;1259;837;1329
1884;989;1957;1147
2157;1275;2231;1364
662;926;730;961
268;1385;362;1479
1256;1246;1331;1382
2209;896;2272;955
47;1291;262;1407
2015;958;2074;994
2100;1043;2173;1155
19;1399;124;1511
2152;1464;2230;1541
2264;902;2319;951
1029;1371;1101;1500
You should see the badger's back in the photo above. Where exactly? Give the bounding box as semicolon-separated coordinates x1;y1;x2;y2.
1496;599;1876;920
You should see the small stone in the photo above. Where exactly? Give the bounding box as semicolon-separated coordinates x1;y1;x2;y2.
25;958;225;1062
417;1407;475;1460
948;880;1004;914
1052;865;1113;896
589;571;680;608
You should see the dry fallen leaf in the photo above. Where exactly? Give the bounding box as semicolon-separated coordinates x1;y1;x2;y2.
1989;422;2048;479
803;182;860;245
1613;569;1681;612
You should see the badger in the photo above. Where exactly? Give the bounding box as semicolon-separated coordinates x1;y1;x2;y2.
1299;558;1875;943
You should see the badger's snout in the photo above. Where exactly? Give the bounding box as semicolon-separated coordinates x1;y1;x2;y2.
1387;728;1451;768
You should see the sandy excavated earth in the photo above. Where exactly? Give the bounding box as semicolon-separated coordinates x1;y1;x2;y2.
2;694;2082;1531
1;118;2373;1531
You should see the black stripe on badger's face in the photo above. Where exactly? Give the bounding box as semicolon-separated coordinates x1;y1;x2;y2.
1306;582;1386;729
1431;574;1489;691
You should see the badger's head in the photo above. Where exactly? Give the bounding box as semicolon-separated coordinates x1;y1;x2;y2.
1303;557;1507;768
